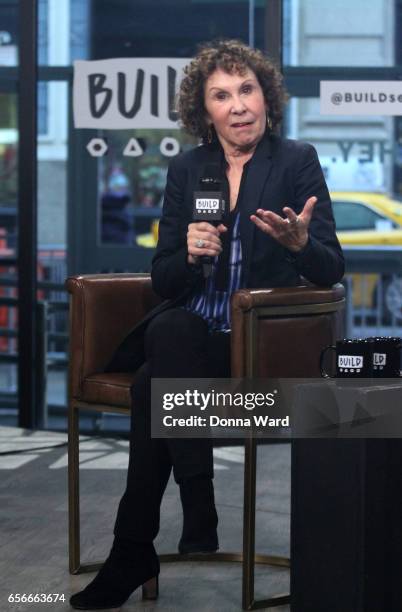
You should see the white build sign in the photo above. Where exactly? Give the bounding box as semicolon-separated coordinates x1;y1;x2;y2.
320;81;402;116
73;58;189;129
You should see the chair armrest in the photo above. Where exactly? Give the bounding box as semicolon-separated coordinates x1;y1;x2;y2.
230;284;345;378
66;273;161;398
231;284;345;312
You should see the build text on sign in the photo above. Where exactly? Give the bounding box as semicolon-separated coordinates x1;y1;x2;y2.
73;58;189;129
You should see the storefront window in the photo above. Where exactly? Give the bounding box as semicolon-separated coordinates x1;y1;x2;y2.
283;0;395;67
0;90;17;418
96;129;196;248
0;92;17;214
284;98;394;194
38;0;258;66
0;0;18;67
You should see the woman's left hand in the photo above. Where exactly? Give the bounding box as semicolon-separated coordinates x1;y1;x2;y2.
250;196;317;252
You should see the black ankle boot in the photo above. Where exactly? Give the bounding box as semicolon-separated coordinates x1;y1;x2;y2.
178;476;218;554
69;539;159;610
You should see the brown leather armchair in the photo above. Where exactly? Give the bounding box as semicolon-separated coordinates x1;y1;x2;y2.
66;273;345;610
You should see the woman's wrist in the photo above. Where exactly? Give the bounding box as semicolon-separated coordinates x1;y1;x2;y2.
287;234;309;253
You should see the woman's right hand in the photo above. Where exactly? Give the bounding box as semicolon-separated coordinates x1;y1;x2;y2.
187;222;227;265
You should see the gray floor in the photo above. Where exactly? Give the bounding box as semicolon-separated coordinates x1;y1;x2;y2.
0;426;290;612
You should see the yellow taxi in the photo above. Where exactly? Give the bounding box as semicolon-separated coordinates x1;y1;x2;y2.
332;192;402;245
332;192;402;317
138;192;402;248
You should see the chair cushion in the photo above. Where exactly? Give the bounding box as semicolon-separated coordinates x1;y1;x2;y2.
80;372;137;408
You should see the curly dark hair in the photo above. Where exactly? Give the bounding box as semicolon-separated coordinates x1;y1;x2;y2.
177;39;288;143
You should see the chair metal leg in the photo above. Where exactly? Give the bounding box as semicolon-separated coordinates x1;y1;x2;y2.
68;403;81;574
242;436;290;610
243;436;257;609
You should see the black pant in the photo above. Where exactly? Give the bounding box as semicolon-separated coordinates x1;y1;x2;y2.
114;308;231;543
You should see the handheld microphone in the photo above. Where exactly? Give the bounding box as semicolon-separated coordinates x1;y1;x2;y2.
192;164;226;278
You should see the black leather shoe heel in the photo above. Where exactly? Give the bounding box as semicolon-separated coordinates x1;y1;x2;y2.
141;575;159;600
69;540;159;610
70;573;159;610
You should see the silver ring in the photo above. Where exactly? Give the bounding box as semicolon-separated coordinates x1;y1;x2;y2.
286;217;298;225
196;239;205;248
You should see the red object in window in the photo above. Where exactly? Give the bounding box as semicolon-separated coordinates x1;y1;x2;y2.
0;227;17;353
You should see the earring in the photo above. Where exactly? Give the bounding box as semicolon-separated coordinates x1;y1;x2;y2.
266;113;272;131
207;125;213;144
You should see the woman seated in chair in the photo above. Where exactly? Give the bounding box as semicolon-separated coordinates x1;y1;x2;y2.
70;39;344;610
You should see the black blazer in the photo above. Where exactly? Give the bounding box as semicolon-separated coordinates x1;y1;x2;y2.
152;132;344;299
106;133;344;372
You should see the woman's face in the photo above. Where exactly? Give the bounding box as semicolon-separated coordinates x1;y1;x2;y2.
203;67;267;153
